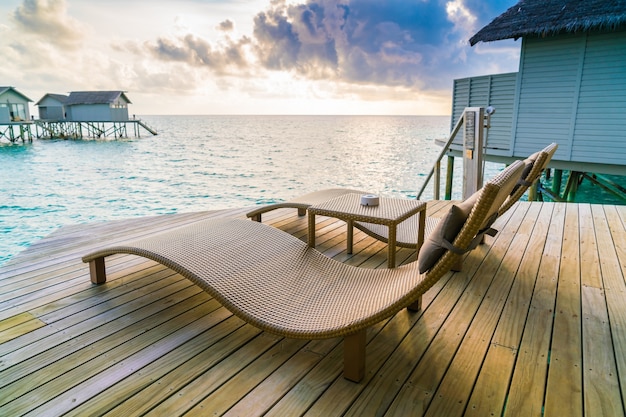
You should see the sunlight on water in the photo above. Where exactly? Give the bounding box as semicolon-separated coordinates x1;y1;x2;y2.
0;115;502;265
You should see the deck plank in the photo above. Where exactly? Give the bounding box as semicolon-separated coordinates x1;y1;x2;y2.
503;203;565;417
0;201;624;416
423;202;536;417
383;203;536;417
544;203;583;417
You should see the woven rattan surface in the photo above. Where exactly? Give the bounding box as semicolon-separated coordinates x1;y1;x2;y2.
498;143;558;215
308;193;426;225
83;218;426;339
245;188;366;221
83;161;524;342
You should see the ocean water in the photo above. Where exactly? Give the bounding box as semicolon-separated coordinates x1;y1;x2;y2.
1;115;623;266
0;115;455;265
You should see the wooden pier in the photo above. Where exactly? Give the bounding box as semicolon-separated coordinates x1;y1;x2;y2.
0;201;624;416
0;119;157;143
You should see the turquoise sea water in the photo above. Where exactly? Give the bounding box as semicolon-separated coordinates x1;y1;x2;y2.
0;115;452;265
0;115;623;266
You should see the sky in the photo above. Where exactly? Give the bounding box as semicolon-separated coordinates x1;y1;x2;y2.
0;0;521;116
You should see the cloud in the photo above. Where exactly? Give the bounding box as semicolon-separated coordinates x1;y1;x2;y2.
249;0;476;88
12;0;87;49
148;34;252;74
146;0;517;92
0;0;519;114
218;19;235;32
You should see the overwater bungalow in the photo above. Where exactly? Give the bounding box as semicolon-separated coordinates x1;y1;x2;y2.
35;93;69;121
35;91;132;122
32;90;156;140
0;2;624;416
1;89;155;142
0;86;32;123
448;0;626;202
62;90;132;122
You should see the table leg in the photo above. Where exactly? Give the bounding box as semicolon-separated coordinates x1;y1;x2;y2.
308;213;316;248
347;219;354;254
388;224;397;268
417;210;426;256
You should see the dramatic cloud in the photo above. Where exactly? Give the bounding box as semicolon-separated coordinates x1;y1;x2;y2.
145;0;516;92
0;0;520;114
12;0;87;49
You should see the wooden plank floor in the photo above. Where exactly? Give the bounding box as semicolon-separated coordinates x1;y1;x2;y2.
0;202;625;416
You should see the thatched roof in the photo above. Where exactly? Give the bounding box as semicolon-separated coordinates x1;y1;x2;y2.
65;91;131;105
470;0;626;46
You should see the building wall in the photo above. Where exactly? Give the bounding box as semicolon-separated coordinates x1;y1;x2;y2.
513;30;626;165
0;105;10;123
0;90;31;121
572;30;626;164
451;29;626;168
451;73;517;155
39;106;65;120
67;104;112;121
66;102;129;121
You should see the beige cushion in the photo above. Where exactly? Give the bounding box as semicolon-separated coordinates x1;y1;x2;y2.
418;192;477;274
510;151;540;194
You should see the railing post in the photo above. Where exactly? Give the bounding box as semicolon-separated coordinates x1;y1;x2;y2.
462;107;485;199
434;160;441;200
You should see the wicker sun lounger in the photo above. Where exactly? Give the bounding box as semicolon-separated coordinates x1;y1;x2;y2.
83;160;524;382
246;188;367;222
247;143;557;250
353;142;558;249
498;142;558;216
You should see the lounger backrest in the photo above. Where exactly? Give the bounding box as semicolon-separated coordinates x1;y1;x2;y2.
418;160;525;275
498;143;558;215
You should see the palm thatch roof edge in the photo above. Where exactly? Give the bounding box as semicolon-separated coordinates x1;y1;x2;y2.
470;0;626;46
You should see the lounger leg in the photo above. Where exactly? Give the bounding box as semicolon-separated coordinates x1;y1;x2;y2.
344;330;366;382
297;208;307;216
408;295;422;311
251;214;261;222
89;257;107;284
452;256;463;272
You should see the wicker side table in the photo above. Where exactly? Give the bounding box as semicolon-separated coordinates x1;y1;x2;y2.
308;193;427;268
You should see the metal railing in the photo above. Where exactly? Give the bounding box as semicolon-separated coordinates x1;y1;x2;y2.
416;107;494;200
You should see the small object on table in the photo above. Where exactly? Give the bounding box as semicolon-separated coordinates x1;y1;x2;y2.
360;194;380;206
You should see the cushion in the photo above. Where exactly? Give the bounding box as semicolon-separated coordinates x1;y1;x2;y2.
510;151;541;194
417;192;478;274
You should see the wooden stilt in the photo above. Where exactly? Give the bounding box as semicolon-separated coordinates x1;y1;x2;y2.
528;182;538;201
563;171;581;202
552;169;563;196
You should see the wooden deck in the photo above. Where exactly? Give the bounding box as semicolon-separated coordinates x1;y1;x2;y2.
0;201;625;416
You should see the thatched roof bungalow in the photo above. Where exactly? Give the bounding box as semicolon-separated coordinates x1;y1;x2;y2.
470;0;626;45
451;0;626;179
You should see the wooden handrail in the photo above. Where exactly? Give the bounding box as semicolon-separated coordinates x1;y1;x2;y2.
416;114;464;200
